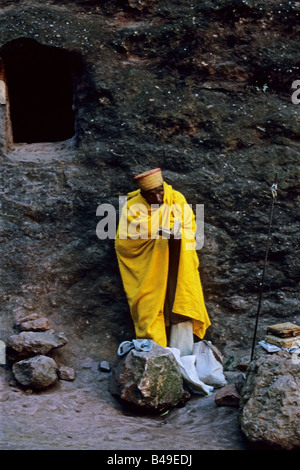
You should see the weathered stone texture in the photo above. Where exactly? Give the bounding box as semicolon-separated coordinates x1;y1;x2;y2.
0;0;299;367
239;350;300;449
12;355;58;390
7;331;68;360
109;343;186;410
18;317;51;332
57;364;76;381
215;384;240;407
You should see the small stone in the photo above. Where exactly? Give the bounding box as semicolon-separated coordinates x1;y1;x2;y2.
19;318;51;332
99;360;111;372
215;384;240;407
12;355;58;390
58;365;75;381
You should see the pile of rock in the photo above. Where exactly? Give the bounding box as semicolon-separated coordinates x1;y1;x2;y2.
264;321;300;349
6;313;75;390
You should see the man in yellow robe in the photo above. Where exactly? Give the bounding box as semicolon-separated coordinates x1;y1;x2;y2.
115;168;210;354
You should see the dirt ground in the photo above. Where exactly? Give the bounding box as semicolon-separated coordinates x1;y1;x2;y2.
0;359;249;451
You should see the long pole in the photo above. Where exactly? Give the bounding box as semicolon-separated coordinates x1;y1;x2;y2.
250;174;278;361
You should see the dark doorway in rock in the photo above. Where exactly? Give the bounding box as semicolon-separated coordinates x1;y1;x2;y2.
0;38;79;144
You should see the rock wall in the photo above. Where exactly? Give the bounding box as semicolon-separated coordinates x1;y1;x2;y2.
0;0;299;367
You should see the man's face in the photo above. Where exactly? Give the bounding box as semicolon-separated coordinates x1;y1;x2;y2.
141;185;164;206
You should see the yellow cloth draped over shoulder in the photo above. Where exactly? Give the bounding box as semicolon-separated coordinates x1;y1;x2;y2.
115;181;211;348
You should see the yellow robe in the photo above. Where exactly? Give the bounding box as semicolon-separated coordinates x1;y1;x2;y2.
115;181;211;347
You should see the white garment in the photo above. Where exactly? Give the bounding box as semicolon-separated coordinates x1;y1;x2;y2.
169;320;194;356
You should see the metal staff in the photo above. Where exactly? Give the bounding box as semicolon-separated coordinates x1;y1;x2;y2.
250;174;278;361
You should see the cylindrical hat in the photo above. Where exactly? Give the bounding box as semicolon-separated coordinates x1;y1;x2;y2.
134;168;163;192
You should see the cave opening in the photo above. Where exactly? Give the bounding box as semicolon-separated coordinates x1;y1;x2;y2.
0;38;80;144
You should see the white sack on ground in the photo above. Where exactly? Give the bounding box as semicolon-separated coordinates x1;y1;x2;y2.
167;347;214;396
193;340;227;387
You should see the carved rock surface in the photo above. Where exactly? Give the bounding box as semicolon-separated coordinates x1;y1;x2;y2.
0;0;299;371
239;350;300;450
12;355;58;390
110;343;186;411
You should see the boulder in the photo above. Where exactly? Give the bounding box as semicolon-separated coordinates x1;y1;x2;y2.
7;331;68;360
109;343;187;412
239;349;300;450
12;355;58;390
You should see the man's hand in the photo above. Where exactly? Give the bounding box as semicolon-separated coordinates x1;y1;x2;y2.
157;220;182;239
